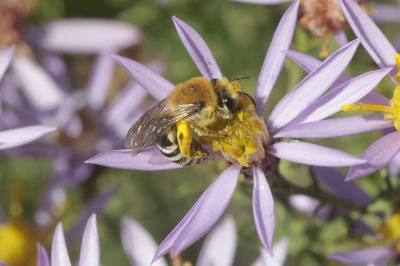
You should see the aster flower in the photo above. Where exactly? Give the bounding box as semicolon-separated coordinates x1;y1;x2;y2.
0;19;146;185
319;0;400;180
85;0;393;259
0;46;56;150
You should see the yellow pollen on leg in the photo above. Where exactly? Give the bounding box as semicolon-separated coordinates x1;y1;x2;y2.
177;121;192;158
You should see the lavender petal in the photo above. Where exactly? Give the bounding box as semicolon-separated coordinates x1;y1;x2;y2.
270;141;366;167
112;55;174;100
0;125;56;150
0;46;15;81
87;50;115;110
285;49;389;105
275;115;392;139
196;216;237;266
85;148;182;171
172;16;222;80
339;0;397;68
51;224;71;266
328;246;391;264
313;167;371;206
268;40;359;131
153;165;241;261
121;217;167;266
37;244;50;266
255;0;299;114
371;4;400;23
389;151;400;176
78;214;100;266
32;19;142;54
294;67;392;123
12;56;65;111
334;31;348;47
252;167;275;254
347;132;400;180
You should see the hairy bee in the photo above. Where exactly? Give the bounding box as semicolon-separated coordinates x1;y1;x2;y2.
125;77;270;167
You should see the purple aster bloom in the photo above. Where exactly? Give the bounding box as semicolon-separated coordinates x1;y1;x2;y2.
0;46;56;150
315;0;400;180
122;216;236;266
86;1;384;259
0;19;146;184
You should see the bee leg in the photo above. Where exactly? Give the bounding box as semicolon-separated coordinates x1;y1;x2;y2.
176;121;192;158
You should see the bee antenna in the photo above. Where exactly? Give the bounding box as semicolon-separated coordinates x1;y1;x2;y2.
232;76;250;81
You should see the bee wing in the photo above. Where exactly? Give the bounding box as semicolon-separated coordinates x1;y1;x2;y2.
125;100;202;153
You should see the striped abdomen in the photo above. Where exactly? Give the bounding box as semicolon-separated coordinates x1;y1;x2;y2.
156;130;206;166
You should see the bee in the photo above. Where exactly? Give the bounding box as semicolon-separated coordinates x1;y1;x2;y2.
125;77;270;167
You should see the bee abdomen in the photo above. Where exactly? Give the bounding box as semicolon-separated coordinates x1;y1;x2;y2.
156;133;205;166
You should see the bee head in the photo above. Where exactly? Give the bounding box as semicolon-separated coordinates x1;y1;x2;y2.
213;78;242;119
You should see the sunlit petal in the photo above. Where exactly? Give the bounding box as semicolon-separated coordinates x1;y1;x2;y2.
253;167;275;254
254;0;299;114
112;55;174;100
78;214;100;266
0;125;56;150
172;16;222;80
270;141;366;167
51;224;71;266
269;40;359;131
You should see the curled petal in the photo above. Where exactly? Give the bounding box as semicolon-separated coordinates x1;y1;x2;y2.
31;19;142;54
85;148;182;171
313;167;371;206
172;16;222;80
270;141;366;167
121;217;167;266
0;125;56;150
0;45;15;81
252;167;275;254
275;115;392;139
12;56;65;111
78;214;100;266
37;244;50;266
293;67;391;123
51;224;71;266
196;216;237;266
339;0;397;68
347;132;400;180
112;55;173;100
153;165;241;262
328;246;391;265
268;40;359;131
87;51;115;110
254;0;299;114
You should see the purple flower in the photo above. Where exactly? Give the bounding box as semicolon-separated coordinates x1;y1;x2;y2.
323;0;400;180
0;19;147;184
86;1;387;259
0;46;56;150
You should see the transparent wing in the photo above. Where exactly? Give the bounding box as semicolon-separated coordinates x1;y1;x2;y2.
125;99;202;153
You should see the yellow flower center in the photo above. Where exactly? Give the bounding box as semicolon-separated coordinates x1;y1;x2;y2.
342;54;400;131
0;220;38;266
379;213;400;251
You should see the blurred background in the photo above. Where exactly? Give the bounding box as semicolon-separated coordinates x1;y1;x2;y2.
1;0;400;265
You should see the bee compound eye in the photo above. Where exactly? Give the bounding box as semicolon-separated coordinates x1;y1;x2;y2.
223;96;237;112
